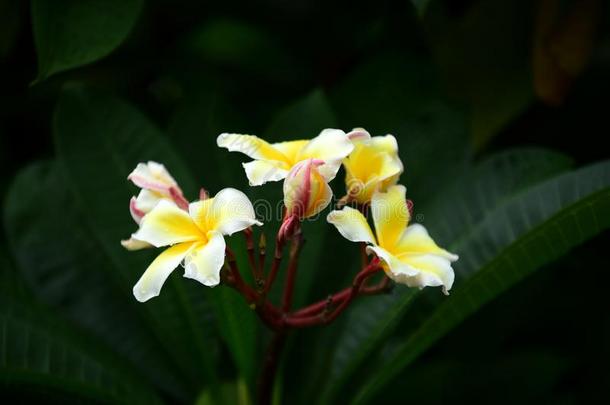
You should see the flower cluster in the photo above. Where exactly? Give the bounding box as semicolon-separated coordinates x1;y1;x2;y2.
122;128;458;324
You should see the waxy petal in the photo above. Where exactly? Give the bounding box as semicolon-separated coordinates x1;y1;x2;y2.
128;161;180;193
132;200;203;247
243;160;289;186
346;128;372;142
394;224;458;261
343;134;403;204
183;231;226;287
366;245;418;278
190;188;261;235
399;254;455;294
368;134;399;156
217;133;288;163
271;140;309;162
133;242;195;302
297;129;354;181
327;207;376;245
371;185;410;249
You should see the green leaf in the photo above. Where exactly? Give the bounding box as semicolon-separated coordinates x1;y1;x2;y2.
319;148;573;404
183;18;300;83
3;160;191;400
53;84;224;396
0;252;161;404
31;0;143;82
352;160;610;404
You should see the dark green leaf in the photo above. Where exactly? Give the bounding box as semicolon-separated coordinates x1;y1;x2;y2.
31;0;143;81
423;0;535;148
353;160;610;404
3;160;191;400
320;148;573;404
0;252;161;404
53;84;224;395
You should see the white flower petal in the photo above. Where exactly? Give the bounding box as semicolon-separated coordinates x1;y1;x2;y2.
327;207;376;244
399;254;455;293
198;188;262;235
132;200;203;247
366;245;418;278
297;128;354;181
128;161;179;192
243;160;289;186
183;232;226;287
217;133;288;162
133;242;195;302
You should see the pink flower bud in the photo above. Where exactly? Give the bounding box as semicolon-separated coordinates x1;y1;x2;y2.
283;159;333;220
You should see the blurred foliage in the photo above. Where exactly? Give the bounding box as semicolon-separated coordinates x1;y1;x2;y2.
1;0;609;403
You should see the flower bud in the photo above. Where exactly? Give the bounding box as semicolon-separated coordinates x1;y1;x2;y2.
283;159;332;220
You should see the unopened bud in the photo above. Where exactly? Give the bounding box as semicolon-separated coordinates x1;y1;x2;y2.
283;158;333;220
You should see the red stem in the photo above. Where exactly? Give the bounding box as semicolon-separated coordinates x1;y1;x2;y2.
244;228;262;283
264;234;285;295
283;258;381;328
281;229;303;311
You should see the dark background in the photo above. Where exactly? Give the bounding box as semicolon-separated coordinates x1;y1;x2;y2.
1;0;609;403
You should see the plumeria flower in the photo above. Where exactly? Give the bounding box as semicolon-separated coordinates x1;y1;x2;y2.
343;128;404;204
121;161;189;250
217;129;354;186
124;188;262;302
327;185;458;294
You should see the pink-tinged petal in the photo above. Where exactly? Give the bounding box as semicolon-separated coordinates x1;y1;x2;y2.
127;161;181;194
346;128;372;142
283;159;331;219
129;196;146;224
169;187;189;210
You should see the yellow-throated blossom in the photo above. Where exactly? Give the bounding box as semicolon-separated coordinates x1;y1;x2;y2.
343;128;403;204
216;129;354;186
327;185;457;293
283;159;332;219
124;188;261;302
